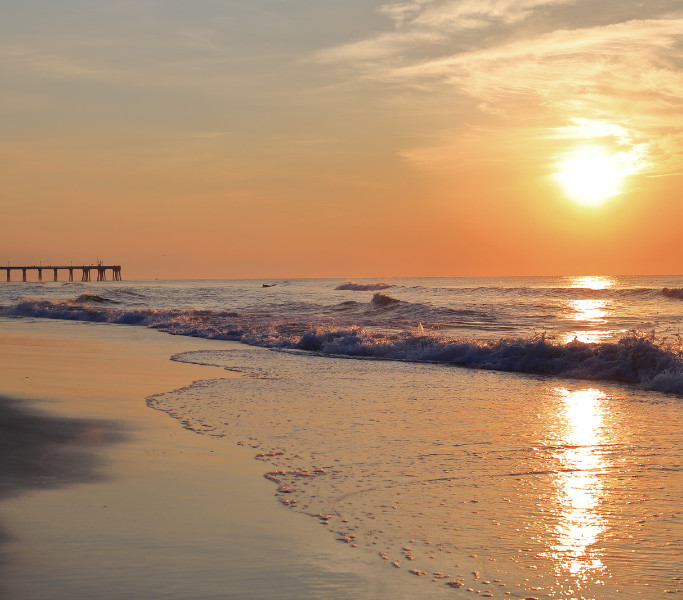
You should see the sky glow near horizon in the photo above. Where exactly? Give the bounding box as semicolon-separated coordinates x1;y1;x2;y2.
1;1;682;278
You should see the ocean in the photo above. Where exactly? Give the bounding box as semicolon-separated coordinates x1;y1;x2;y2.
2;275;683;598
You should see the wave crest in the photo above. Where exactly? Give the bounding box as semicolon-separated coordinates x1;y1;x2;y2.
74;294;116;304
662;287;683;299
371;293;400;307
335;281;392;291
3;299;683;394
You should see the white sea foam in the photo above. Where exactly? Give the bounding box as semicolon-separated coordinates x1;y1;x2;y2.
3;297;682;393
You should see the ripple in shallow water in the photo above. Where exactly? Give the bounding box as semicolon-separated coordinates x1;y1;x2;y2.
148;346;683;599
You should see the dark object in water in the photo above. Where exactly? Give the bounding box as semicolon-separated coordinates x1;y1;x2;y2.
74;293;114;304
262;284;276;288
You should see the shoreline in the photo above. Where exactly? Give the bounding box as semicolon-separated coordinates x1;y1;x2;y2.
0;317;447;599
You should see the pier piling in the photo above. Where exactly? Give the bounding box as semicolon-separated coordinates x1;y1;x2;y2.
1;264;122;283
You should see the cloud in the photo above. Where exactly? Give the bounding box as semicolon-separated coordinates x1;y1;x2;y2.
314;30;447;63
316;0;577;63
381;0;576;30
317;7;683;175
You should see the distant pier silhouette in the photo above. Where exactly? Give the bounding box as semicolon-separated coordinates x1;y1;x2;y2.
3;263;122;282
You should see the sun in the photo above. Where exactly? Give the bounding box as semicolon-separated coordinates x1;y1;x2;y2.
554;148;623;206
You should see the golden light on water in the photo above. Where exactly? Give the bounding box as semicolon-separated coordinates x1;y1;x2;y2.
554;149;623;206
563;299;610;343
568;299;608;324
550;388;608;582
568;276;614;290
561;276;614;343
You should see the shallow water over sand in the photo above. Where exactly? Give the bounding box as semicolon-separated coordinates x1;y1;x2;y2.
150;346;683;599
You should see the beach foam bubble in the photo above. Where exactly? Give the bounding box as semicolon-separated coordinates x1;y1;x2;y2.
150;345;683;598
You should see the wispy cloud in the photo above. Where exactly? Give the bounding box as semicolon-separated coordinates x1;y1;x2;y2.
316;0;577;63
317;2;683;175
381;0;576;30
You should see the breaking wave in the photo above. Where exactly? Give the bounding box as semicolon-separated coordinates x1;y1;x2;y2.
335;281;393;291
662;288;683;299
370;292;400;307
2;298;683;394
292;329;683;393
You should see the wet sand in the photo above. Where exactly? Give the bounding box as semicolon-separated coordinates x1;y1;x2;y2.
0;394;123;501
0;317;446;599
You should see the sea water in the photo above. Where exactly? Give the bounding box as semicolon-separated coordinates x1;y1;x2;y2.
2;276;683;598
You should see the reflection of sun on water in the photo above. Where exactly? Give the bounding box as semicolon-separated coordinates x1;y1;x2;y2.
550;388;608;584
568;276;614;290
561;277;614;343
568;299;607;324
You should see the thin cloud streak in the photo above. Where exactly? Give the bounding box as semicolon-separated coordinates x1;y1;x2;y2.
317;11;683;176
316;0;577;62
382;0;576;30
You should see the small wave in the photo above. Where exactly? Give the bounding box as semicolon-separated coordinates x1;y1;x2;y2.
335;281;393;291
662;288;683;299
74;294;116;304
4;299;683;394
8;299;146;323
332;301;361;311
107;288;146;298
371;293;400;307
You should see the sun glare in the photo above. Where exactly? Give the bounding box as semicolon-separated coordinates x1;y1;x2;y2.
554;148;623;206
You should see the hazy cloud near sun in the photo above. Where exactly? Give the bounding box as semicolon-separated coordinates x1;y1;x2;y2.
317;1;683;176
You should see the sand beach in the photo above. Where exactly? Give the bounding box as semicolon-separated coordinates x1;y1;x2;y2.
0;317;444;599
1;277;683;599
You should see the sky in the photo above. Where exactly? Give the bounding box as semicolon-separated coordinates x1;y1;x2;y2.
1;0;682;279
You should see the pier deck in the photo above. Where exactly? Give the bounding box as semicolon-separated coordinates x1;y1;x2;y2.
3;265;122;282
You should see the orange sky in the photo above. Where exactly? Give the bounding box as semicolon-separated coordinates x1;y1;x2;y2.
1;1;682;279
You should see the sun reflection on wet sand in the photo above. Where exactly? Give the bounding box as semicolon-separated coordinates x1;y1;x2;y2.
152;345;683;599
550;388;608;591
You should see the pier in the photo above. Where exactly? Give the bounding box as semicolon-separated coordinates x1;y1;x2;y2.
3;264;122;282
